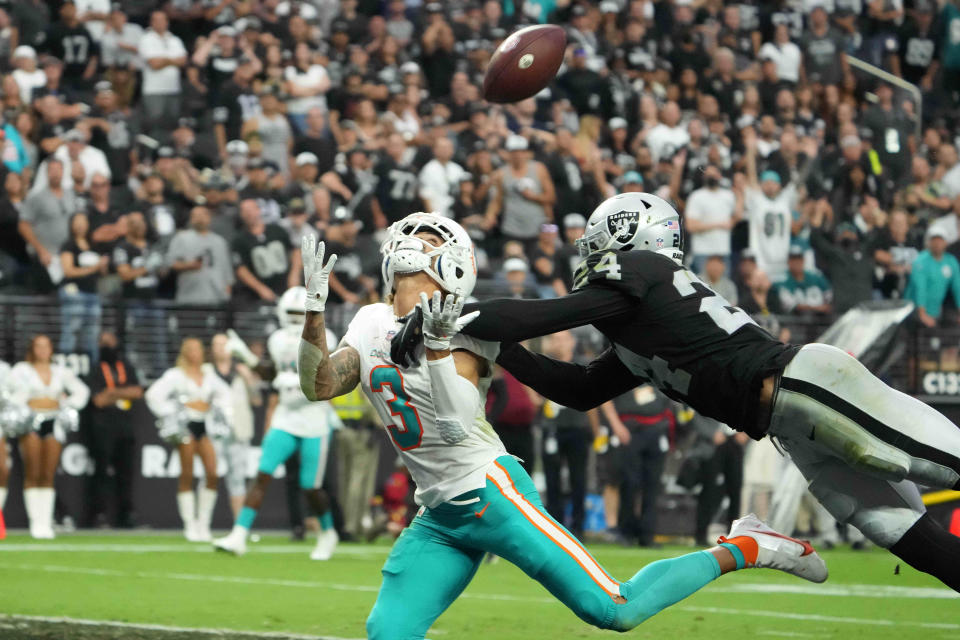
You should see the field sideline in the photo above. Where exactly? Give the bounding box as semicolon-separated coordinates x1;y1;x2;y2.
1;532;957;639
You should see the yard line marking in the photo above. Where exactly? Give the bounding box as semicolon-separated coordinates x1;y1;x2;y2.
5;560;958;627
0;562;557;605
0;543;391;555
758;632;818;638
0;614;362;640
681;606;960;631
3;547;955;601
726;582;959;599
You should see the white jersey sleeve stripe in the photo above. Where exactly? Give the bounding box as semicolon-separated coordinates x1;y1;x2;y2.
486;460;622;598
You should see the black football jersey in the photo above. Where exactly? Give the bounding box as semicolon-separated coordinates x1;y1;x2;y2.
571;250;798;432
461;250;798;436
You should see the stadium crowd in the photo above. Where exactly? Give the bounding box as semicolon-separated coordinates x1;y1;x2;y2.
0;0;957;546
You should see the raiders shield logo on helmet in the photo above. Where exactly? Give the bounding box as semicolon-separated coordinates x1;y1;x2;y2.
606;210;640;243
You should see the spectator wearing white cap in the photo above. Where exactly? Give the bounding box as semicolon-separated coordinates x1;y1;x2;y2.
11;46;46;105
499;257;538;299
285;152;323;217
284;42;330;134
417;136;465;218
486;134;556;253
100;4;142;69
138;10;187;140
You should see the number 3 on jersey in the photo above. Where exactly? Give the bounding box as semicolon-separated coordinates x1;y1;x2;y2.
370;365;423;450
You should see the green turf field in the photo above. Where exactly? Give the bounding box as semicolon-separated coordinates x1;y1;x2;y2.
0;532;957;639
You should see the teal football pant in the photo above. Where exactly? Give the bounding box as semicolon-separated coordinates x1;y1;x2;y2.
366;455;724;639
258;428;329;489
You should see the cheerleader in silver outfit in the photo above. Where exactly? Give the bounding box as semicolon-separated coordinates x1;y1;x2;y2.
146;338;233;542
2;335;89;538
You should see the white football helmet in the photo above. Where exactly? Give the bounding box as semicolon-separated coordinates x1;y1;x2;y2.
576;192;684;264
380;212;477;297
276;286;307;327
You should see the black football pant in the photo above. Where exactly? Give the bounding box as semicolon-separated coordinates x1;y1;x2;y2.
619;427;667;545
88;423;135;525
542;427;591;536
695;437;744;544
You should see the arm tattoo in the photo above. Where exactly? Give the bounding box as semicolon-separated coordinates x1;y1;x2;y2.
302;311;361;400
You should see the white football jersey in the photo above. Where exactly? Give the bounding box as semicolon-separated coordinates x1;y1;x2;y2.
268;325;340;438
343;303;506;508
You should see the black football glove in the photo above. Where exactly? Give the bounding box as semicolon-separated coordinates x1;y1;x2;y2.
390;304;424;368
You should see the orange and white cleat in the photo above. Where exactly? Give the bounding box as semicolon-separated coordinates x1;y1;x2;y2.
719;513;828;583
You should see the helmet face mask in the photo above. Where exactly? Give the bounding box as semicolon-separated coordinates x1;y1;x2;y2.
276;286;308;327
576;192;684;264
381;213;477;297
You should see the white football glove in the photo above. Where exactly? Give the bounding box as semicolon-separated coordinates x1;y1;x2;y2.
302;233;337;313
420;291;480;352
225;329;259;368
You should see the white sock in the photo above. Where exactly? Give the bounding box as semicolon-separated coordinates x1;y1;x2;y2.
197;487;218;530
0;487;7;511
23;488;39;532
176;491;196;528
38;488;55;534
232;523;250;539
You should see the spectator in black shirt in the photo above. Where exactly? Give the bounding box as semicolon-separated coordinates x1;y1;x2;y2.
38;1;99;95
372;133;421;228
283;152;322;218
86;330;143;529
530;222;562;299
238;157;283;224
557;47;611;118
212;56;260;160
231;199;300;304
86;173;124;253
420;3;456;98
323;208;376;307
112;211;166;378
292;107;336;176
85;81;136;186
136;171;187;247
59;212;107;361
190;25;242;104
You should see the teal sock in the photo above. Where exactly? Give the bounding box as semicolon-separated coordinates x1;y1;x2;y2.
319;511;333;531
611;551;722;631
237;506;257;530
719;542;745;570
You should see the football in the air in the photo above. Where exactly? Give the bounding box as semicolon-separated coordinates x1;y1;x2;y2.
483;25;567;104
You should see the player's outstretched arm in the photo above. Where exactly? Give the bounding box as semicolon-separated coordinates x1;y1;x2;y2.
390;285;635;367
462;286;635;342
496;343;640;412
298;234;361;401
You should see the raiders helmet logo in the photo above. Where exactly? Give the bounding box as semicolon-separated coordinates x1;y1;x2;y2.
606;210;640;243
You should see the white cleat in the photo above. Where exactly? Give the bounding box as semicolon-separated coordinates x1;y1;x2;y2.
195;525;213;543
33;526;55;540
310;529;339;561
213;529;247;556
184;521;201;542
720;513;828;584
